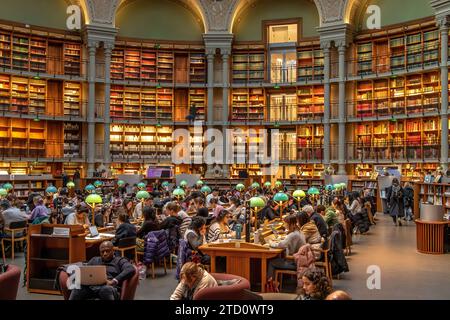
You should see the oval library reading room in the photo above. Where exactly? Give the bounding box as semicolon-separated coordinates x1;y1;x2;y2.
0;0;450;307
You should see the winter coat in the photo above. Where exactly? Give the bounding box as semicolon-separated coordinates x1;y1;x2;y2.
329;226;349;276
176;239;193;280
293;244;316;289
351;208;371;234
143;230;170;265
386;185;404;217
403;186;414;208
160;216;181;252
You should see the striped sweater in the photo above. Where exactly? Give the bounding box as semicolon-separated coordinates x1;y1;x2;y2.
178;210;192;239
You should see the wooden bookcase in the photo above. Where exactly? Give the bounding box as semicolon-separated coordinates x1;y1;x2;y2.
355;71;440;118
231;88;265;121
417;183;450;217
354;21;439;75
110;85;173;121
232;49;265;83
354;117;440;161
63;82;82;116
297;85;324;120
297;43;324;82
63;122;81;158
0;174;58;199
0;75;82;116
27;224;86;295
0;28;82;76
189;52;206;83
188;88;206;121
110;124;173;162
297;124;324;161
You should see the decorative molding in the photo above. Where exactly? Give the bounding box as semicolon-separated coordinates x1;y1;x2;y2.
85;0;121;26
318;23;353;48
199;0;238;32
315;0;346;25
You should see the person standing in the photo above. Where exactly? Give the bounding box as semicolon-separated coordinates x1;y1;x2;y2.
386;178;404;226
73;169;81;190
402;182;414;222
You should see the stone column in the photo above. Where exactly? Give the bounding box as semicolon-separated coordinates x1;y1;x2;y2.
222;49;230;176
338;43;347;174
439;17;449;171
206;50;215;126
322;42;331;166
103;42;113;171
87;40;99;178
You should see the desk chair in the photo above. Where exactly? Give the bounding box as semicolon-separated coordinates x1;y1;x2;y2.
137;250;168;279
311;240;332;286
2;220;27;263
113;237;138;264
274;255;297;292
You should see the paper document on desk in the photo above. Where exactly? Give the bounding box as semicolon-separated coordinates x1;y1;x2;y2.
98;233;115;238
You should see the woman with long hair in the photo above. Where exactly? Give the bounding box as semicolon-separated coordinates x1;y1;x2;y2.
207;209;235;243
300;269;332;300
386;178;404;226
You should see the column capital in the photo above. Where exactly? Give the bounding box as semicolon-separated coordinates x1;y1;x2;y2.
221;49;231;57
206;48;216;57
87;40;100;55
437;15;450;29
104;41;115;55
320;41;332;51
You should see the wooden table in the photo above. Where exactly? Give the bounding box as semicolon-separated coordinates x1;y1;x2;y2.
199;241;283;293
416;219;450;254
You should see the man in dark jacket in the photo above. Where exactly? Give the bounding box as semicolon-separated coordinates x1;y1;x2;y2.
112;212;137;246
304;205;328;239
69;241;135;300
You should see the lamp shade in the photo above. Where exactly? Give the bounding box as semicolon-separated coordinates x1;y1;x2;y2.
85;184;95;192
172;188;186;198
325;184;334;191
251;182;260;189
196;180;204;186
85;194;103;206
117;180;125;187
293;189;306;200
136;190;150;201
236;184;245;191
201;185;211;194
180;180;188;187
275;181;283;188
307;187;320;195
264;182;272;188
273;192;289;202
0;189;7;197
333;183;341;190
161;181;170;187
137;182;147;190
94;180;103;187
249;197;265;208
66;181;75;189
339;183;347;189
2;183;13;191
46;185;57;194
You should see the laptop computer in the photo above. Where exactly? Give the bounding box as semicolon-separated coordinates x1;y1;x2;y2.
79;265;107;286
89;226;99;237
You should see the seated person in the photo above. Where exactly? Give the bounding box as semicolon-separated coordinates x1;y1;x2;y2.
301;205;328;239
267;214;306;282
184;216;210;265
170;262;217;300
29;197;49;222
137;206;161;239
165;202;191;239
317;204;338;230
133;196;153;221
0;200;29;237
65;205;91;228
297;211;322;247
326;290;352;300
61;199;76;218
300;269;332;300
69;241;135;300
207;209;235;243
112;212;137;246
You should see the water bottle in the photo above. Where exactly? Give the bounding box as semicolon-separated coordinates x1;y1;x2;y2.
235;223;242;240
138;263;146;281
